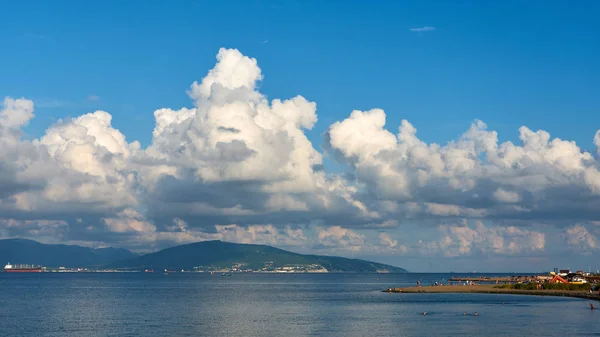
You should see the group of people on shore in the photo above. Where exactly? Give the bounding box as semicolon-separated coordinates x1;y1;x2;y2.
415;280;478;287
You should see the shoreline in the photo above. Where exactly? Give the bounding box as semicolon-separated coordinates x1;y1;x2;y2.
384;284;600;302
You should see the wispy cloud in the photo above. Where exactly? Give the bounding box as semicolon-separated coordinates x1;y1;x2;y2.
409;26;436;33
36;99;70;108
36;95;99;109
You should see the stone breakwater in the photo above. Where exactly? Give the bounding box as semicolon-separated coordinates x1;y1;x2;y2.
384;284;600;302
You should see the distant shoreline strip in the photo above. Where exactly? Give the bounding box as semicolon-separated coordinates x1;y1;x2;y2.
384;285;600;302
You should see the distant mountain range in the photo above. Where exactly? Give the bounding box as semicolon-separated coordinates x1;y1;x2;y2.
0;239;407;273
0;238;138;268
109;240;407;273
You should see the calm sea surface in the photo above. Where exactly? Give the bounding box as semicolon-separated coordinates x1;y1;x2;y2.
1;273;597;336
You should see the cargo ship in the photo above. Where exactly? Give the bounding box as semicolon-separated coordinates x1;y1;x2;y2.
4;263;42;272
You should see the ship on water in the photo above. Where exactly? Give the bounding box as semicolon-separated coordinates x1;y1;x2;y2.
4;263;42;272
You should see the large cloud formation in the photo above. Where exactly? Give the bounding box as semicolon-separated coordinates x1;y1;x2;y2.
1;48;599;262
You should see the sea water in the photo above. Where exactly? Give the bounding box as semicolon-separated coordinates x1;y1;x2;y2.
0;273;597;336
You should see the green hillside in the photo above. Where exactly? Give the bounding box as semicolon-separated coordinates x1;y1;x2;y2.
109;240;407;272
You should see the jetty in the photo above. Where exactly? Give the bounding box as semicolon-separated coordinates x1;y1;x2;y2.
384;284;600;301
448;276;527;284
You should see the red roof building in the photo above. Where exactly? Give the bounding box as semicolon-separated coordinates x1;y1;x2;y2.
550;274;568;284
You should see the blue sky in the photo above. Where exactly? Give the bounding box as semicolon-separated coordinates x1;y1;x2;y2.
1;1;599;272
3;0;599;149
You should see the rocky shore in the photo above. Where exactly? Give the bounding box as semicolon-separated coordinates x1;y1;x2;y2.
384;284;600;301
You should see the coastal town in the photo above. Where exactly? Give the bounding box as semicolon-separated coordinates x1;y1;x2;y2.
192;262;329;273
3;262;331;273
447;268;597;285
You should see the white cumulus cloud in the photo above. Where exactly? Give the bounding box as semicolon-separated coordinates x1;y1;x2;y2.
378;232;398;248
565;225;597;253
418;220;546;257
325;113;600;226
0;97;34;129
1;47;599;261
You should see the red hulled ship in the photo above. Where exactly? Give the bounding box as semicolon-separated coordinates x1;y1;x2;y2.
4;263;42;272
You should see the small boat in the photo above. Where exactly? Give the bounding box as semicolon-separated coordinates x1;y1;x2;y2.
221;273;232;277
144;269;154;273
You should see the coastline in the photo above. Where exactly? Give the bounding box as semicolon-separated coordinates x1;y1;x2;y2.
384;284;600;302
